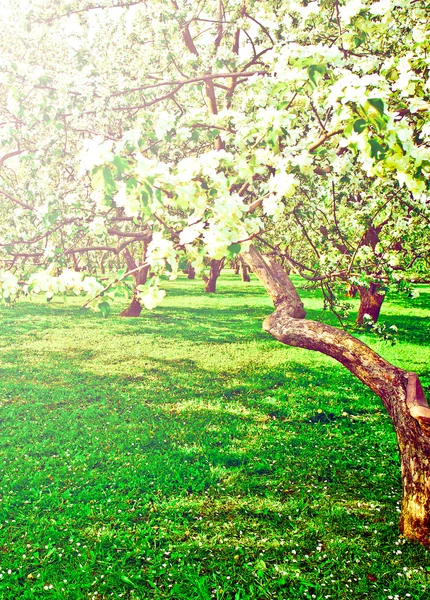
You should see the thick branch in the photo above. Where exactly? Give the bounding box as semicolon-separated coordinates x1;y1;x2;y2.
171;0;199;55
111;71;265;97
407;373;430;436
253;257;430;439
122;246;138;271
263;309;402;413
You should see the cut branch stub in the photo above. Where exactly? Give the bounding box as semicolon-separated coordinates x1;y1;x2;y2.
407;373;430;436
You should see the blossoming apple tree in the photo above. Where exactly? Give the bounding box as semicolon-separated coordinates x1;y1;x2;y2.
262;172;430;325
1;0;430;543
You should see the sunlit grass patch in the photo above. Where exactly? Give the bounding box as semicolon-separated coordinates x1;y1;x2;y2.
0;272;428;599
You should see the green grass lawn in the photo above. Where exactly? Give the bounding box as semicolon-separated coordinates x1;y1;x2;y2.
0;272;428;600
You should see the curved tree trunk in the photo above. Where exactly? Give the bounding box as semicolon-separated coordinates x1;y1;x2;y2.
241;247;305;317
203;259;224;293
356;284;385;325
243;244;430;545
120;247;149;317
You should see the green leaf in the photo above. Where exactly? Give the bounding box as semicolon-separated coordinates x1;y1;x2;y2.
47;208;60;225
369;138;386;160
102;167;115;193
114;286;131;299
208;129;220;141
178;258;189;271
143;180;153;198
98;301;111;318
265;128;279;148
126;178;138;193
112;156;128;175
372;114;387;133
353;119;368;133
353;34;366;48
120;575;136;587
91;166;105;190
367;98;384;115
271;82;289;96
227;243;241;257
307;65;326;87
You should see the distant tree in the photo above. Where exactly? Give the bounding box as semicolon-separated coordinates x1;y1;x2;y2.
262;176;429;324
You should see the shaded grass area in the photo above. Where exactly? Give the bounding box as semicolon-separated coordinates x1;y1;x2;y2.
0;272;429;599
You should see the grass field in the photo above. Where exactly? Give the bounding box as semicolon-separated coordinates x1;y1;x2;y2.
0;272;429;600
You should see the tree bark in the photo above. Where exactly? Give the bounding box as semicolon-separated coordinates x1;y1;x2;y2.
357;284;385;325
244;244;430;545
99;252;107;275
203;259;224;293
239;257;250;282
72;253;80;272
242;246;306;318
120;247;149;317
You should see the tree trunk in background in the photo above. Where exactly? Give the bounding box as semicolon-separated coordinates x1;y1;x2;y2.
204;259;224;293
72;253;80;272
240;257;250;282
243;244;430;545
120;248;149;317
187;265;196;280
99;252;107;275
356;284;385;325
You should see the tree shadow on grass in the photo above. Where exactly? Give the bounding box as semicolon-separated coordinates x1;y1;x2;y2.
0;320;412;599
0;350;398;502
2;274;428;349
0;281;428;598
